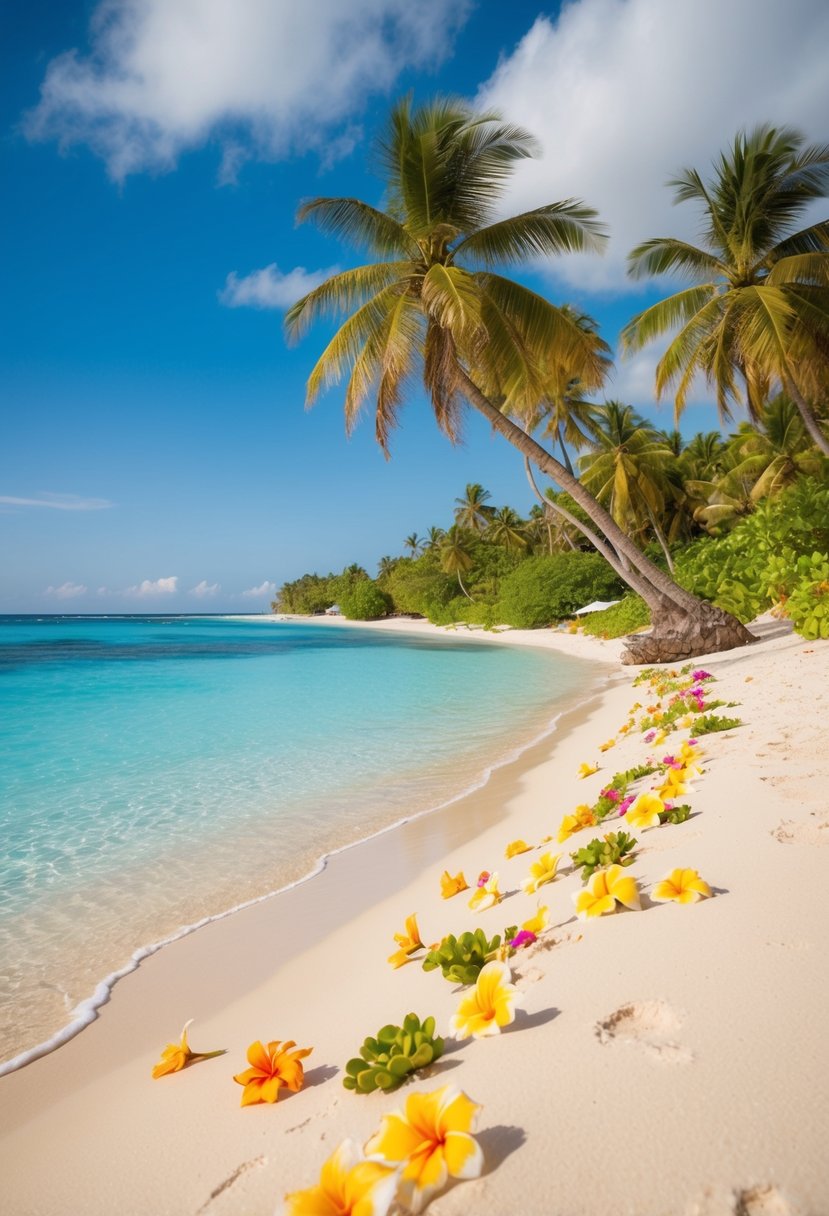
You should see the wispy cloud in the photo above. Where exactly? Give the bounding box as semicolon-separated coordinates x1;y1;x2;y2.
125;576;178;597
0;493;114;511
220;263;339;311
24;0;471;182
242;580;276;599
478;0;829;292
45;581;88;599
189;579;220;598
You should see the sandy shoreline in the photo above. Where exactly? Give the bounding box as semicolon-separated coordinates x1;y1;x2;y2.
1;618;828;1215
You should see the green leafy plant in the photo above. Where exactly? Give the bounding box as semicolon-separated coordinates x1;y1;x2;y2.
693;713;743;735
343;1013;444;1093
592;763;658;821
779;553;829;639
660;803;692;825
422;929;503;985
570;830;638;881
578;594;650;638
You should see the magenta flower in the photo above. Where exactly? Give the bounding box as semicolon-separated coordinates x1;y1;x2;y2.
692;669;712;681
476;870;490;888
662;754;676;765
644;730;656;743
618;795;635;816
601;787;621;802
509;930;537;950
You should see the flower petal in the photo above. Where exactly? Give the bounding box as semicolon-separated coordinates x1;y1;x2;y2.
443;1130;484;1180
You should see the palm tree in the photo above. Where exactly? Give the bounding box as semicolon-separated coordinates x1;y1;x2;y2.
721;396;824;500
622;125;829;456
425;525;446;551
579;402;679;571
486;505;528;551
532;306;609;475
403;533;424;557
377;555;398;579
439;526;475;599
454;483;495;532
286;96;751;662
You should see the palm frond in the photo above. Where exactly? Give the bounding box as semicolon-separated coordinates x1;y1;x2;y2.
296;197;419;257
766;253;829;287
627;238;724;281
620;285;719;352
285;263;412;341
454;200;606;265
424;322;464;442
771;220;829;258
304;284;403;407
420;264;484;341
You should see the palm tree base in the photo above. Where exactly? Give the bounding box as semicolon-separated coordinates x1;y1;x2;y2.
620;602;754;665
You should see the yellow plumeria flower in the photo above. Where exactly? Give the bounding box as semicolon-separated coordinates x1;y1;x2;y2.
468;872;501;912
557;805;597;843
573;865;641;919
598;738;616;752
151;1019;223;1079
678;713;694;729
285;1138;398;1216
388;914;424;968
578;761;599;779
657;775;690;800
652;729;667;745
504;838;532;859
678;739;702;760
449;960;522;1040
521;851;561;895
651;868;712;904
522;903;549;935
365;1086;483;1214
440;870;469;899
624;792;665;831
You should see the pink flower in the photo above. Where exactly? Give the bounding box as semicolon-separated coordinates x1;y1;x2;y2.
692;670;711;681
476;871;490;888
509;930;537;950
662;754;676;765
644;731;656;743
688;738;698;746
618;795;635;816
601;787;621;802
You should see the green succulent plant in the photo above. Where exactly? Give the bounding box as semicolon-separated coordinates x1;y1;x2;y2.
660;803;692;824
693;713;743;735
571;830;638;881
422;929;503;985
343;1013;444;1093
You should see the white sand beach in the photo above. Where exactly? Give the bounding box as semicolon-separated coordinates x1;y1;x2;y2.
0;619;827;1216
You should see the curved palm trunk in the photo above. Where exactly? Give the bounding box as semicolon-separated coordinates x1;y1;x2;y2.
456;571;473;600
555;422;576;476
458;368;754;663
643;503;676;575
783;374;829;457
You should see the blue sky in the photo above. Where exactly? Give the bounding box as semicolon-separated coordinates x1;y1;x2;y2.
2;0;827;613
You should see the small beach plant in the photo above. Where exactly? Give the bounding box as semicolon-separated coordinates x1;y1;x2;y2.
343;1014;444;1093
693;713;743;735
570;830;637;881
422;928;503;985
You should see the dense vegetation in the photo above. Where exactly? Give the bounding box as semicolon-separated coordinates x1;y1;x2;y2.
273;108;829;652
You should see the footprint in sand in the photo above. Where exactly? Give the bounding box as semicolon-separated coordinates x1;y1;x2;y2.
771;815;829;846
595;1000;692;1064
734;1184;794;1215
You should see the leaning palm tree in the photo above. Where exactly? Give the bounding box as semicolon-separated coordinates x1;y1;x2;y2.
532;306;609;475
454;483;495;532
286;96;751;661
439;526;475;600
622;125;829;456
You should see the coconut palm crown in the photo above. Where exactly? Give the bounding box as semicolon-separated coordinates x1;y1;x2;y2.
622;125;829;455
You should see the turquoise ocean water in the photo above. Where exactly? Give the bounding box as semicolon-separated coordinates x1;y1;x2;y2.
0;615;593;1066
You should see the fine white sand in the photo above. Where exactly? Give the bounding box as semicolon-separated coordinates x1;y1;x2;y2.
1;618;827;1216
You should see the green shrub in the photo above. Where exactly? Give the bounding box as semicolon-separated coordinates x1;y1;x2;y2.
386;557;456;616
343;1013;444;1093
498;553;623;628
339;581;391;620
579;595;650;638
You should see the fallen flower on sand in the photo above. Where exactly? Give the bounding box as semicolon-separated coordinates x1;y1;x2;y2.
449;960;522;1039
558;805;597;842
522;903;549;935
388;914;424;968
504;838;532;859
468;872;501;911
234;1039;312;1106
521;851;561;894
284;1138;398;1216
440;870;469;899
509;929;537;950
651;868;712;904
599;738;616;752
624;793;665;831
573;865;641;919
365;1085;483;1213
151;1019;224;1078
578;761;599;778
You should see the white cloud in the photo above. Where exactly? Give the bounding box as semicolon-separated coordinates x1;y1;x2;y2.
242;580;276;599
125;576;178;597
477;0;829;292
220;263;339;311
24;0;471;181
45;581;88;599
189;579;220;597
0;493;113;511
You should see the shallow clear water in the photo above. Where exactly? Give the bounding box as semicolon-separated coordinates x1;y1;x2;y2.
0;615;591;1062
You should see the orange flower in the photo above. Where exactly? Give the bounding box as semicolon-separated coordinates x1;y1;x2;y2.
388;914;424;968
233;1039;313;1106
440;870;469;899
151;1020;224;1079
